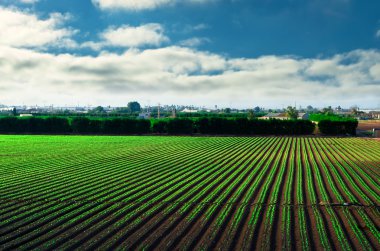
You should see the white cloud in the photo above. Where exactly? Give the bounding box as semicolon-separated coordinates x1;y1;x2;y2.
193;24;210;31
0;44;379;108
18;0;39;3
0;7;76;49
101;24;169;47
92;0;171;11
305;50;380;87
376;30;380;38
92;0;214;11
179;37;210;47
80;41;104;51
81;23;169;50
370;64;380;80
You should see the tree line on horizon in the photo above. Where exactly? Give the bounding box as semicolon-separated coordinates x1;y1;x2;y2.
0;116;357;136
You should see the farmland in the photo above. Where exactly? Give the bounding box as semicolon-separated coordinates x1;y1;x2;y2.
0;135;379;250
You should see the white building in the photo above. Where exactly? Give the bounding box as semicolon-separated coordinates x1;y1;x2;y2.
260;112;310;120
138;112;151;119
181;108;198;113
260;113;288;120
298;113;310;120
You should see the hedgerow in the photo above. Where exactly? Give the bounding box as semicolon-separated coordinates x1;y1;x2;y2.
0;116;317;135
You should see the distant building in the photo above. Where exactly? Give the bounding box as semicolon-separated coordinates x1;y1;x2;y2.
373;128;380;138
260;112;310;120
369;112;380;119
138;112;151;119
0;107;13;112
298;113;310;120
181;108;198;113
260;113;288;120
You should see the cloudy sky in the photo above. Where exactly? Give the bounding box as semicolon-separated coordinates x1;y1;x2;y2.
0;0;379;109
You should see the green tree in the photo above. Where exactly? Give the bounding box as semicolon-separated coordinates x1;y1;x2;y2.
247;109;255;120
115;107;130;114
322;106;334;115
90;106;105;114
286;106;298;120
306;105;313;112
350;106;359;116
253;106;261;113
127;101;141;113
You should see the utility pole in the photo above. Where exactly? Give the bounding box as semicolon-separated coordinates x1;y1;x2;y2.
158;103;160;119
172;107;176;118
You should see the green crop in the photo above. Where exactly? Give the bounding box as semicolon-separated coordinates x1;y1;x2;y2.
1;135;379;250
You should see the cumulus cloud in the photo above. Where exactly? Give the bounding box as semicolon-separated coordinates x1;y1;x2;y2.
179;37;210;47
81;23;169;50
92;0;214;11
370;64;380;81
0;6;76;49
305;50;380;87
0;43;379;107
101;24;169;47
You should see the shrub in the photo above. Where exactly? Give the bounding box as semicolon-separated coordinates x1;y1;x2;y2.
71;117;101;133
318;120;358;135
152;120;168;134
0;117;19;132
166;118;193;134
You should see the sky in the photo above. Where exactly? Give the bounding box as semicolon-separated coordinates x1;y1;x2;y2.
0;0;379;109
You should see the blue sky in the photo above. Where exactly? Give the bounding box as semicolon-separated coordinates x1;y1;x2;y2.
0;0;379;108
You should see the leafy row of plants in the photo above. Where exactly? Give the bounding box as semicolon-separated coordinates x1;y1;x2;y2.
305;139;353;251
180;138;277;250
242;138;288;250
196;139;278;250
294;138;312;250
300;138;332;250
220;138;278;248
329;138;379;189
312;138;374;249
261;138;292;250
177;139;270;250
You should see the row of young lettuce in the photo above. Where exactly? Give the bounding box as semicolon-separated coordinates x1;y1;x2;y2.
0;136;379;250
0;116;357;135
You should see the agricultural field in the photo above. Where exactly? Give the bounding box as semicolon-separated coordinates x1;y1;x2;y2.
357;120;380;137
0;135;379;250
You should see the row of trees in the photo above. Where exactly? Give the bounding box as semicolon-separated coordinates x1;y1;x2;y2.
0;117;150;134
89;102;142;114
0;117;316;135
197;118;315;135
0;117;358;135
318;120;358;135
